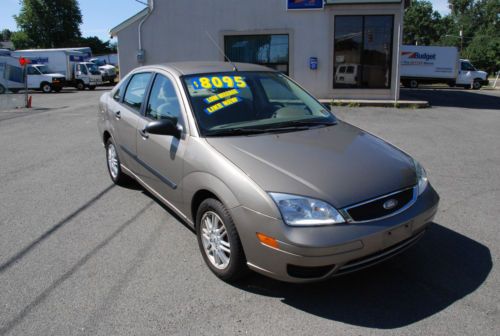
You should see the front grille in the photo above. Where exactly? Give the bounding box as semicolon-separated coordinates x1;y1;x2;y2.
346;187;415;222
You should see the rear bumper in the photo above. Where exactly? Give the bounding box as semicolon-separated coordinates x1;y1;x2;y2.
231;184;439;283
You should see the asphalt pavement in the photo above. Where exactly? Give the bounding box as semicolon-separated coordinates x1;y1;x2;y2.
0;87;499;335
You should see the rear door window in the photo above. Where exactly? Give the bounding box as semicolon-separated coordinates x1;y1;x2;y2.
123;72;152;112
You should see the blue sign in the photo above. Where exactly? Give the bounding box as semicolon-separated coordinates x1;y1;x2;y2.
28;57;49;64
288;0;324;10
309;57;318;70
69;55;89;62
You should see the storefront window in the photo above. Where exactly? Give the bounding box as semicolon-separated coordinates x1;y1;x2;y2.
334;15;393;89
224;34;289;75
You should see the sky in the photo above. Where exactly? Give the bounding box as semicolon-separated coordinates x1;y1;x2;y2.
0;0;452;42
0;0;147;41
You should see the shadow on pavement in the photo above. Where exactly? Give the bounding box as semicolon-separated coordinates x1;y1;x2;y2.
401;88;500;109
234;223;492;329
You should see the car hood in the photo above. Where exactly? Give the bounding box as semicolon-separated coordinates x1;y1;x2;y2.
206;121;417;208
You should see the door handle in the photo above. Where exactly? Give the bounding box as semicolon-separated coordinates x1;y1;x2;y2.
114;110;121;119
139;128;149;139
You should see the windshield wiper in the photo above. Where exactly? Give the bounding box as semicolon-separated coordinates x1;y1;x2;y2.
205;128;274;137
205;125;314;137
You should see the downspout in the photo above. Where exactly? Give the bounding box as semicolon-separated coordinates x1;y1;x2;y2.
137;0;155;64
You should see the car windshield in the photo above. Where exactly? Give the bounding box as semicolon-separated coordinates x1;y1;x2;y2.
36;65;51;74
182;72;336;136
87;63;101;75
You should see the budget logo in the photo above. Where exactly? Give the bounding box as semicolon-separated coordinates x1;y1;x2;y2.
402;51;436;61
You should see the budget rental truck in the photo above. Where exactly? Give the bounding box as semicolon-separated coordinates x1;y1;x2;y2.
400;45;489;89
11;48;103;90
0;49;66;93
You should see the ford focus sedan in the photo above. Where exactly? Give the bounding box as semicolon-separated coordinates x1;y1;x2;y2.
97;62;439;283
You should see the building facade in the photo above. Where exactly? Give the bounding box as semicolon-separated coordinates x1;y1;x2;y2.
111;0;406;100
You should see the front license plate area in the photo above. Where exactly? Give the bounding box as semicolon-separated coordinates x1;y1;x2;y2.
382;221;413;248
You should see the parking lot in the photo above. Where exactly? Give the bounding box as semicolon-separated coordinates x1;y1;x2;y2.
0;87;499;335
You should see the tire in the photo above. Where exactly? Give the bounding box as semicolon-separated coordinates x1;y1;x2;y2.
0;84;5;94
196;198;248;282
409;80;419;89
472;80;482;90
76;81;85;91
88;85;96;91
105;138;130;186
41;82;52;93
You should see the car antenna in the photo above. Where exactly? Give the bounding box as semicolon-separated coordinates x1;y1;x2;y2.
205;31;239;72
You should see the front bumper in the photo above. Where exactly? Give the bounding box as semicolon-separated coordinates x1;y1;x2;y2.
480;79;490;86
231;184;439;283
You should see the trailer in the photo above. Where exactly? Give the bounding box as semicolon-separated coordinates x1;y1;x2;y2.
400;45;489;89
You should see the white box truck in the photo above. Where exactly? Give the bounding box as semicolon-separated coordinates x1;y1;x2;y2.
0;49;66;93
400;45;489;89
11;48;103;90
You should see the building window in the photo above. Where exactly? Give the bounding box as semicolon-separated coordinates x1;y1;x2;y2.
224;34;289;75
334;15;394;89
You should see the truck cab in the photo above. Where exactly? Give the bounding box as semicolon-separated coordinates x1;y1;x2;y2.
27;64;66;93
73;62;103;90
457;59;489;89
89;58;117;84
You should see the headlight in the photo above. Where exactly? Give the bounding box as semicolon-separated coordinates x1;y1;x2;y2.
414;160;429;195
269;193;345;226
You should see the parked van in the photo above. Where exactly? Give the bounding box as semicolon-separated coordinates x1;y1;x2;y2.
0;51;65;93
12;48;103;90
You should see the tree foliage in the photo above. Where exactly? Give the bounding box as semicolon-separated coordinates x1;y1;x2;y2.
14;0;83;48
404;0;500;74
11;31;34;49
75;36;115;55
1;29;13;42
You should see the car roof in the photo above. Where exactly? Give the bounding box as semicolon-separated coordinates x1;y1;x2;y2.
136;61;275;76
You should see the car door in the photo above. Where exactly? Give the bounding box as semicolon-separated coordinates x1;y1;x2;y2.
27;66;41;88
136;72;187;208
109;72;153;173
457;61;474;86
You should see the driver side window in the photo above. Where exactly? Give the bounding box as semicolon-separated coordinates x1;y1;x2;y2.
146;74;181;121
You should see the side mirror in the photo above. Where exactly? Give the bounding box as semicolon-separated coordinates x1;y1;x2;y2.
144;118;181;138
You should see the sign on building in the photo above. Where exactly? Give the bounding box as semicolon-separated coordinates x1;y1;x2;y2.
287;0;324;10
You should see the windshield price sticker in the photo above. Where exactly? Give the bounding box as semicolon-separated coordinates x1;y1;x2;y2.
191;76;247;90
204;89;240;104
205;96;242;114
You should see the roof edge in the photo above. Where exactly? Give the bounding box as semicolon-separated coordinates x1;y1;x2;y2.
109;8;149;37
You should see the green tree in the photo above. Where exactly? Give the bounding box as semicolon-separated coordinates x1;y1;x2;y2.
14;0;83;48
1;29;12;41
75;36;115;55
404;0;444;45
10;31;34;49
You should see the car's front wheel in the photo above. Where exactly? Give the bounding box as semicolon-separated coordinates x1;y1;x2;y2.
105;138;129;185
196;199;248;282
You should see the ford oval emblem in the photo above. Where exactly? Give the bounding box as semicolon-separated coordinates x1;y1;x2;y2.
383;199;398;210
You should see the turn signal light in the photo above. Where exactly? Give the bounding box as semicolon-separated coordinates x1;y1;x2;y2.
256;232;279;249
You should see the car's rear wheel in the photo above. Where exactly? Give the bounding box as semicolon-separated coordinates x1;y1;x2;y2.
105;138;129;185
89;85;96;91
196;199;248;282
0;84;6;94
409;79;419;89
